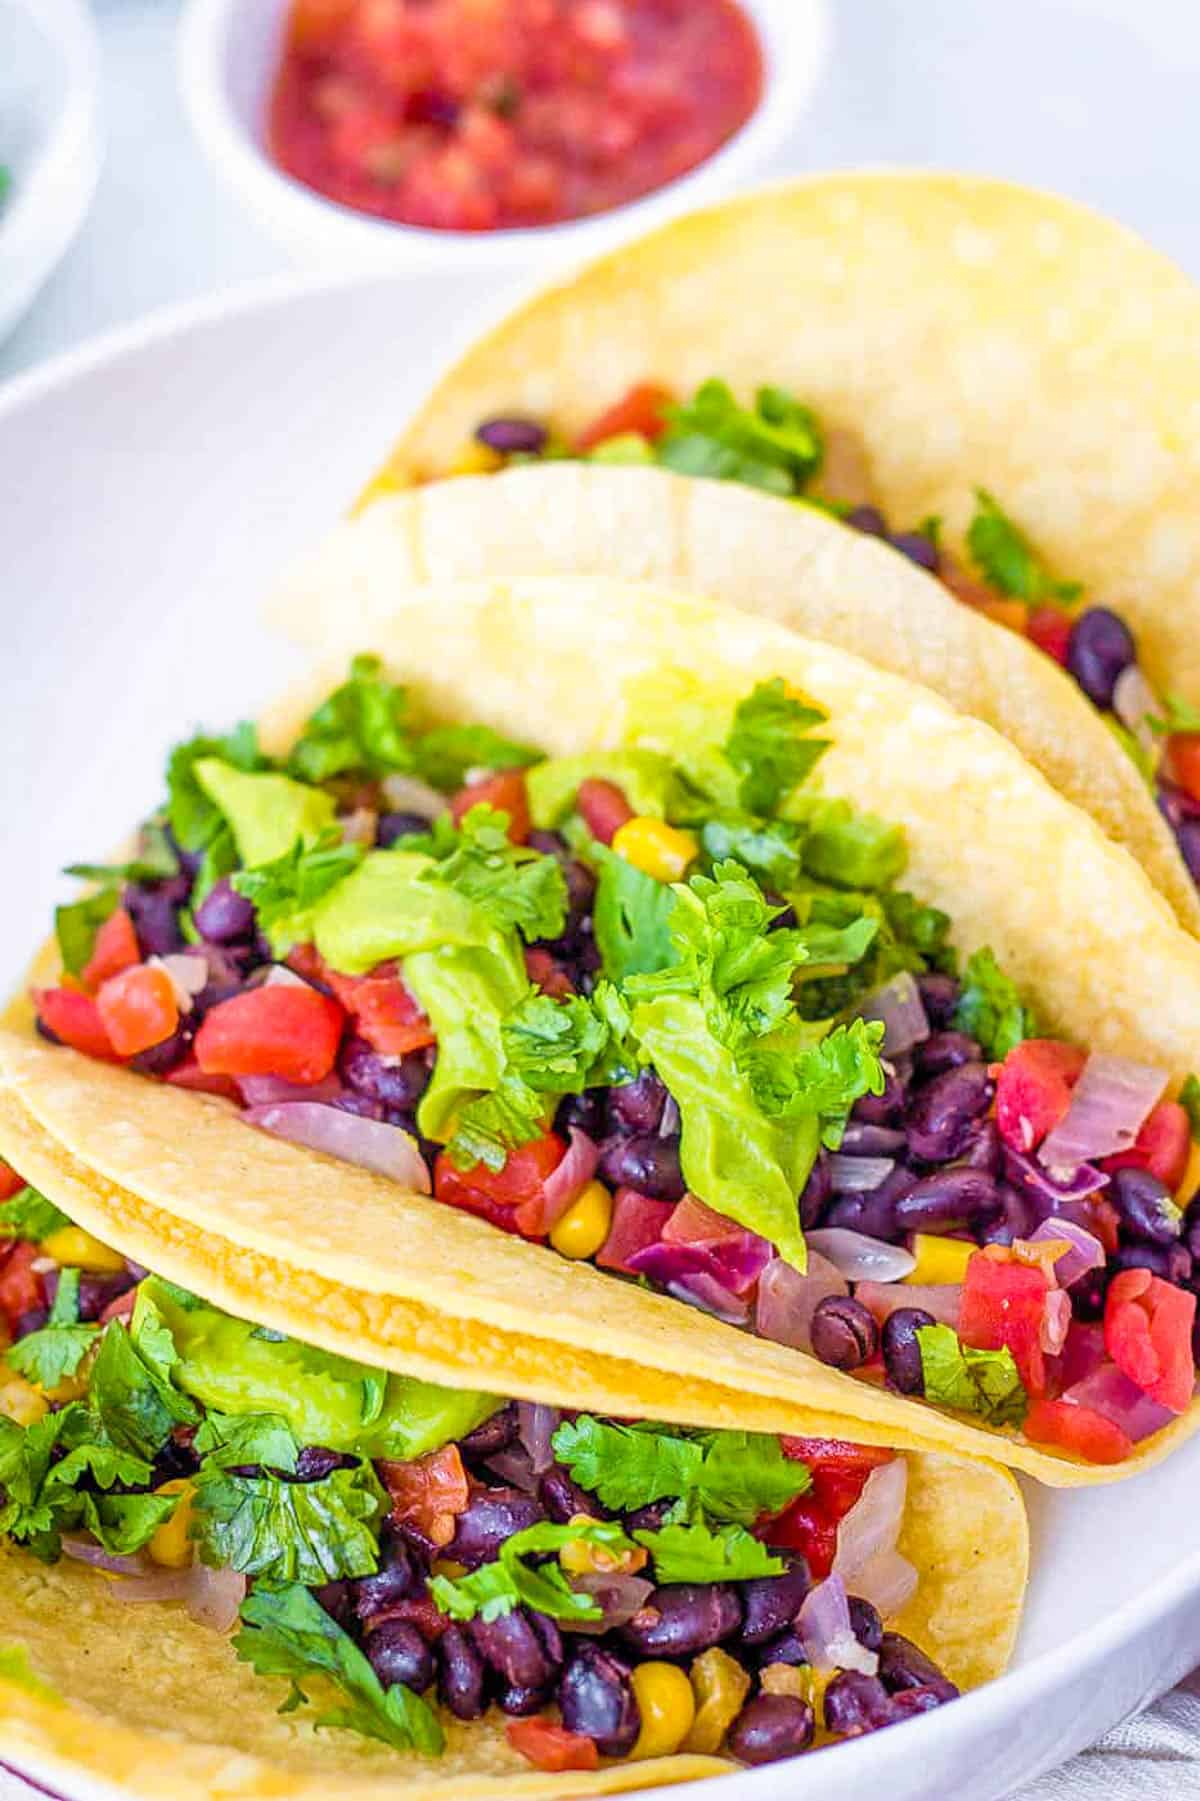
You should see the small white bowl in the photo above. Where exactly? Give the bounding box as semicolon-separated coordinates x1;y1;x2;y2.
177;0;829;272
0;0;101;346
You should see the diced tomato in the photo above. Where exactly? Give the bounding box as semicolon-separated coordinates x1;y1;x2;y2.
81;907;140;992
574;382;675;452
1027;607;1073;666
506;1718;599;1774
780;1437;894;1476
1167;734;1200;808
194;984;345;1084
994;1039;1086;1153
34;987;118;1061
0;1242;46;1331
1023;1398;1134;1465
96;964;179;1058
365;1593;449;1642
165;1058;241;1102
662;1194;744;1247
524;947;575;999
325;961;436;1056
451;769;531;844
596;1187;675;1273
959;1251;1050;1395
576;778;633;846
433;1133;565;1240
761;1493;839;1580
0;1160;25;1203
1104;1100;1191;1192
377;1444;469;1548
1104;1268;1196;1413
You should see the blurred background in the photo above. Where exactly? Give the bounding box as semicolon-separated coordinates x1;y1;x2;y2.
4;0;1200;380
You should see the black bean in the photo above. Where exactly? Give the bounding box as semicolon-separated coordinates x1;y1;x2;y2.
621;1584;742;1657
539;1466;607;1523
823;1671;902;1736
894;1167;999;1234
353;1533;419;1620
128;1024;192;1076
889;529;940;573
459;1403;518;1461
959;1119;1002;1176
123;881;185;957
739;1557;811;1644
558;1644;640;1756
810;1296;879;1370
838;1121;907;1157
598;1133;685;1202
1176;817;1200;885
194;877;256;944
1112;1167;1181;1247
1066;607;1136;708
916;1031;981;1076
893;1685;951;1718
291;1446;353;1482
470;1609;556;1690
1184;1191;1200;1262
76;1270;136;1322
367;1619;435;1694
877;1632;959;1702
845;504;887;537
527;830;569;858
313;1580;356;1629
917;973;960;1028
498;1683;553;1716
475;417;548;456
625;1499;673;1534
727;1693;814;1764
13;1307;47;1337
339;1035;430;1109
881;1306;935;1395
530;1612;563;1667
446;1489;546;1569
377;810;434;849
977;1182;1037;1247
1070;1265;1110;1321
849;1596;884;1652
606;1069;668;1137
752;1628;807;1668
824;1170;911;1244
555;1089;607;1140
852;1060;911;1125
799;1150;832;1229
1112;1241;1193;1285
905;1063;993;1163
438;1625;486;1720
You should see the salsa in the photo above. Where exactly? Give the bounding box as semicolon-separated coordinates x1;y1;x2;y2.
268;0;764;232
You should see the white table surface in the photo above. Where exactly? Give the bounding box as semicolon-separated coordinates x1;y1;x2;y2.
5;0;1200;382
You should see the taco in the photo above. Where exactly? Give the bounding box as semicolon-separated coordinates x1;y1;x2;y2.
0;1097;1027;1798
305;171;1200;929
5;577;1200;1482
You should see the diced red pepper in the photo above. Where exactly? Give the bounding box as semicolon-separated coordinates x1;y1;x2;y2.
194;984;345;1084
451;769;531;844
761;1445;889;1582
1023;1397;1134;1465
165;1058;241;1102
1104;1268;1196;1413
596;1188;675;1273
524;947;575;999
574;382;675;452
0;1160;25;1203
81;907;140;992
1026;607;1073;666
1104;1100;1191;1192
324;961;436;1056
0;1242;46;1331
1167;734;1200;808
34;987;119;1061
433;1133;565;1240
994;1039;1086;1153
761;1494;839;1580
96;964;180;1058
506;1718;600;1773
576;778;633;846
959;1250;1050;1395
377;1444;469;1548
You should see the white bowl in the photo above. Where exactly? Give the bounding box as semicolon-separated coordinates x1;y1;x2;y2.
0;0;101;347
2;268;1200;1801
177;0;829;272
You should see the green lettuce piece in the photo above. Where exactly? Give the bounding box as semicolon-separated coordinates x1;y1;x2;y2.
404;944;529;1143
698;812;805;888
790;798;907;890
587;432;655;465
231;833;365;955
54;887;118;977
953;947;1038;1061
0;1187;69;1241
526;750;677;828
413;723;542;791
193;1461;386;1585
656;380;823;495
287;654;414;784
917;1324;1027;1428
723;679;829;815
590;845;677;983
966;489;1081;606
635;1520;784;1583
311;849;524;976
194;759;335;868
166;722;269;853
446;991;612;1170
1148;692;1200;737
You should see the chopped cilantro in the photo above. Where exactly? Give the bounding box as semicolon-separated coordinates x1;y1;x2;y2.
743;1018;887;1147
287;654;413;784
193;1461;385;1585
1148;693;1200;737
167;722;269;853
231;832;365;954
917;1324;1027;1427
953;946;1038;1061
6;1273;99;1392
698;811;805;889
54;888;118;978
420;805;567;943
798;800;907;891
590;844;677;983
723;680;829;816
635;1519;784;1583
657;380;823;496
966;490;1081;606
551;1418;809;1525
429;1519;631;1624
0;1187;69;1242
413;723;541;792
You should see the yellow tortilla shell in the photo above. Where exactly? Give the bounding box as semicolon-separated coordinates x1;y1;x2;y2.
0;1091;1026;1798
270;462;1200;932
5;577;1200;1484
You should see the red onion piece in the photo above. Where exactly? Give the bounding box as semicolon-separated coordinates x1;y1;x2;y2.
851;1549;919;1619
798;1574;879;1675
755;1253;847;1351
659;1095;681;1138
154;952;209;1011
568;1573;655;1633
1040;1288;1072;1356
1113;665;1160;749
856;1280;962;1329
61;1538;150;1577
237;1074;344;1107
516;1402;561;1474
1029;1218;1105;1289
856;973;930;1056
666;1271;750;1325
627;1233;772;1300
516;1129;598;1236
1005;1147;1109;1211
1039;1054;1167;1171
1064;1365;1176;1441
834;1458;907;1583
111;1569;196;1604
241;1102;431;1191
185;1563;247;1633
808;1228;916;1284
827;1154;896;1194
483;1446;539;1493
1051;1322;1107;1393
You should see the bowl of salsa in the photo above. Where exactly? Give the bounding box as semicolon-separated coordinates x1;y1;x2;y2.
179;0;828;266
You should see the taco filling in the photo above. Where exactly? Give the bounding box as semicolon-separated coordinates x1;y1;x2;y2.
24;657;1200;1470
446;381;1200;897
0;1178;964;1774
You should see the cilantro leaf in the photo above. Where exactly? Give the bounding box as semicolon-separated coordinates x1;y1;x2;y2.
590;845;677;983
231;832;365;955
635;1519;784;1583
0;1405;167;1559
953;946;1038;1061
966;489;1081;606
917;1324;1026;1427
552;1418;809;1525
429;1520;632;1624
234;1583;444;1755
657;381;823;496
6;1272;99;1390
288;655;414;784
0;1186;69;1241
798;800;908;891
1180;1074;1200;1144
422;805;567;942
168;722;269;853
1105;718;1157;789
692;1430;811;1525
54;888;119;978
413;724;541;792
64;819;180;887
1149;693;1200;737
88;1314;197;1460
723;679;829;815
743;1019;886;1148
193;1461;385;1584
698;812;805;889
192;1412;300;1473
446;991;612;1171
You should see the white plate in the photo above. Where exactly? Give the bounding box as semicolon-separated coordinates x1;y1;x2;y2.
2;271;1200;1801
0;0;101;345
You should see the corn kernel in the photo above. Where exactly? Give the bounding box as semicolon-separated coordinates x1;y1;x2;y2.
0;1371;49;1426
41;1226;125;1274
1177;1139;1200;1206
445;439;503;478
549;1180;613;1261
905;1233;975;1285
682;1647;750;1754
760;1662;808;1699
611;817;698;884
629;1661;696;1760
147;1479;196;1570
